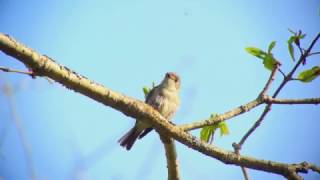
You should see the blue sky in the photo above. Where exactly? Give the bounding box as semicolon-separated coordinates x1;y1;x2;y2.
0;0;319;179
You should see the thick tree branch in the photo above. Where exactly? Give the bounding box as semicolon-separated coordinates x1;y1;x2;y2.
0;33;318;179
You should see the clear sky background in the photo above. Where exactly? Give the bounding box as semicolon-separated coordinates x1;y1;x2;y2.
0;0;319;180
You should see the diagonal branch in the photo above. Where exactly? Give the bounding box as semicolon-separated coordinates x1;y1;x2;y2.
235;64;280;150
0;33;319;179
240;166;250;180
259;63;280;97
234;63;279;180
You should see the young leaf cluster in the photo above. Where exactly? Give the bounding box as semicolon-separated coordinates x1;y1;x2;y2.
246;30;320;83
200;114;229;144
245;41;278;71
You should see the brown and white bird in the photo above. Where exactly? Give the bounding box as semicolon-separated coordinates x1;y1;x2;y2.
118;72;181;150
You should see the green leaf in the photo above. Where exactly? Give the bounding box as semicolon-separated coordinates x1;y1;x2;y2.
143;82;156;98
200;125;216;143
263;54;277;71
218;121;229;137
200;114;218;143
245;47;267;59
297;66;320;83
288;43;295;61
268;41;276;54
143;86;150;98
287;36;296;61
200;114;229;143
287;31;305;61
245;42;280;71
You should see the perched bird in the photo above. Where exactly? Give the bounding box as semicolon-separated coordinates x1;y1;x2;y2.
118;72;181;150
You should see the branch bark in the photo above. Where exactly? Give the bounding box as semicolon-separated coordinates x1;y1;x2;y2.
0;33;319;179
179;99;263;131
264;96;320;104
159;135;180;180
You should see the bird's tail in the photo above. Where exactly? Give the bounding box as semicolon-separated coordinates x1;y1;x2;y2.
118;126;140;150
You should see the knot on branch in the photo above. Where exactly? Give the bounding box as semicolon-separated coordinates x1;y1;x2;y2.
232;142;241;154
240;105;249;112
293;161;320;174
262;95;272;104
297;162;309;173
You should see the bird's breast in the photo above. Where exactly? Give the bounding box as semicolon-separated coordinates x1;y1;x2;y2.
156;90;179;120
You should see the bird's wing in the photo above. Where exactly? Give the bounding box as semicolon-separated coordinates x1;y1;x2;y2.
145;85;162;110
145;85;157;102
137;85;162;139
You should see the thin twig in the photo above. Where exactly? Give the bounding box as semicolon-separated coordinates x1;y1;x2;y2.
278;68;286;78
237;104;271;147
0;66;33;75
259;63;280;97
290;78;301;81
308;51;320;57
0;66;54;83
297;44;304;57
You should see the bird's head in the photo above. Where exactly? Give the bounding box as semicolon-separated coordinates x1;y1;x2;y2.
162;72;180;91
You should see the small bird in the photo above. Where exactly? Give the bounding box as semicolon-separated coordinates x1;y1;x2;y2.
118;72;181;150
